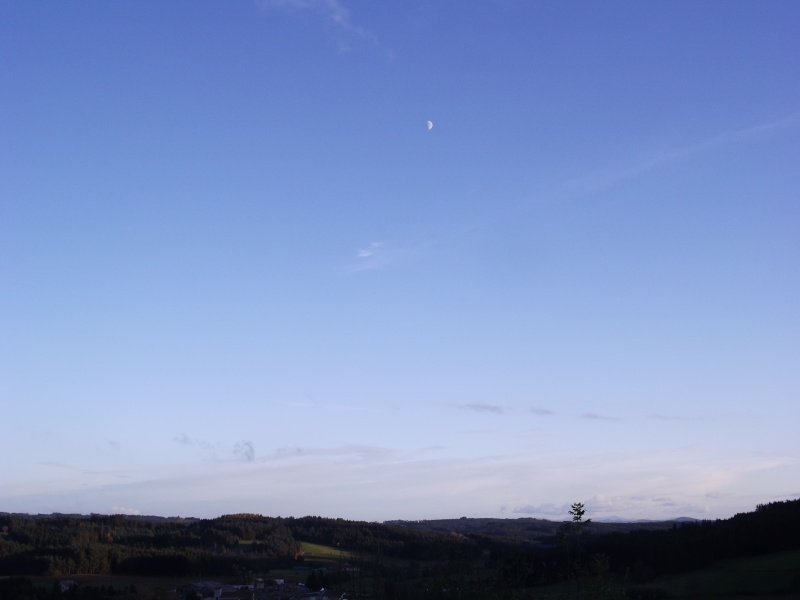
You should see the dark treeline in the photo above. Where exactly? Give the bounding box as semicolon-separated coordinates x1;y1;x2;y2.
584;499;800;579
0;512;472;578
0;513;298;577
1;500;798;594
477;499;800;588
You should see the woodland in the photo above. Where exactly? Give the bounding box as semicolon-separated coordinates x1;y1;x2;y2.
0;499;799;599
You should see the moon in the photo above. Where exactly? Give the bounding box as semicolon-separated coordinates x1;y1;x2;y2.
426;120;433;130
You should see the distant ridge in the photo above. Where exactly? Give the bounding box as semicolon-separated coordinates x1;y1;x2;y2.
597;516;701;523
2;511;701;526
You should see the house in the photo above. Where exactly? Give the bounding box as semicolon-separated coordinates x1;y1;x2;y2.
182;581;237;599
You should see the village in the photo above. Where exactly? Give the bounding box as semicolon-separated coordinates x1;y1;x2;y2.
179;577;347;600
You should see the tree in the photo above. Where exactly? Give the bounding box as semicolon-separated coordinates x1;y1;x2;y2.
569;502;591;568
558;502;593;581
569;502;590;526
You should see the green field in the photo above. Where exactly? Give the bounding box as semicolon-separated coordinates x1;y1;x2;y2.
264;542;357;582
300;541;354;562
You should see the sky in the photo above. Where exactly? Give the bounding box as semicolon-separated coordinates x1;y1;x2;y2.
2;1;799;524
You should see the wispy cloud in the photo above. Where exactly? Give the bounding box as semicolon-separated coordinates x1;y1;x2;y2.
531;407;555;416
461;403;504;414
267;443;396;462
9;446;799;522
513;502;571;517
345;239;431;273
580;412;619;421
349;240;390;271
258;0;376;47
357;241;383;258
234;441;255;462
174;434;257;462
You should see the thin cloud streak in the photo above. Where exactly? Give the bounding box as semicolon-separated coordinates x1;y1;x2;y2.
559;111;800;197
580;412;619;421
266;443;396;462
461;403;504;414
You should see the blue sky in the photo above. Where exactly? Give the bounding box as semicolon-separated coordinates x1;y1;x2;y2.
2;0;799;522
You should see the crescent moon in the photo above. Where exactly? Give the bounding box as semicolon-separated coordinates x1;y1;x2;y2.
427;120;434;130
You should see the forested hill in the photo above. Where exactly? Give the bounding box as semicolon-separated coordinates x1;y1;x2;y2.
0;512;476;577
386;515;684;544
1;499;798;580
582;498;800;576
